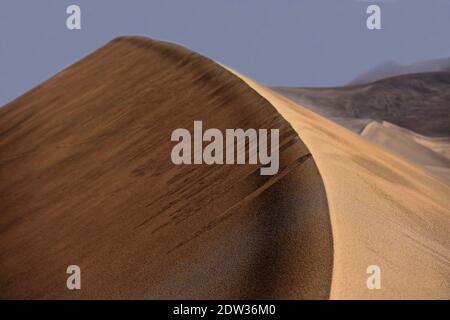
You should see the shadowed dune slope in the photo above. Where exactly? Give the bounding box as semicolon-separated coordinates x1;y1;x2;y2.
0;37;332;299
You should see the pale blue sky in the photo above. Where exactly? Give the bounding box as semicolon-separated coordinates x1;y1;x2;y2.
1;0;450;105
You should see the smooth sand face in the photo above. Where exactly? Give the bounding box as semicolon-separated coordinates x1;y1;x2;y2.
361;121;450;183
228;68;450;299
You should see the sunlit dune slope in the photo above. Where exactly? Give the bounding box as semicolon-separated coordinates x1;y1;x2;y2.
0;37;331;299
229;69;450;299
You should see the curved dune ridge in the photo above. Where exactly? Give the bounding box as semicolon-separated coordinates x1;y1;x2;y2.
274;71;450;138
0;37;332;299
227;69;450;299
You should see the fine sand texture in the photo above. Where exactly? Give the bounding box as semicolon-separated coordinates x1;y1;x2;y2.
0;37;332;299
228;69;450;299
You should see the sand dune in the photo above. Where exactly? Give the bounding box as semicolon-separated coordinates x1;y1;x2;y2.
361;121;450;182
368;122;450;160
274;76;450;183
0;37;332;299
228;69;450;299
1;37;449;300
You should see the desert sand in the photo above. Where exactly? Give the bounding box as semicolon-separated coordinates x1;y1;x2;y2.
0;37;332;299
228;68;450;299
0;36;449;300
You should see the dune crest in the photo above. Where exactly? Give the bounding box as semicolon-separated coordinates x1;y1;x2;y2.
0;37;332;299
227;68;450;299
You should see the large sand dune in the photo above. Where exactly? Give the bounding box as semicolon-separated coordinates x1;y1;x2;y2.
350;57;450;85
0;37;332;299
1;37;449;300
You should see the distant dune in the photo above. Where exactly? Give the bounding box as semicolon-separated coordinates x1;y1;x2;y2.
361;121;450;182
350;57;450;85
0;37;332;299
1;37;449;300
230;69;450;299
273;72;450;137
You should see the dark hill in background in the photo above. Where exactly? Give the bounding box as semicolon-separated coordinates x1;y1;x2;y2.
0;37;331;299
274;72;450;137
350;57;450;85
